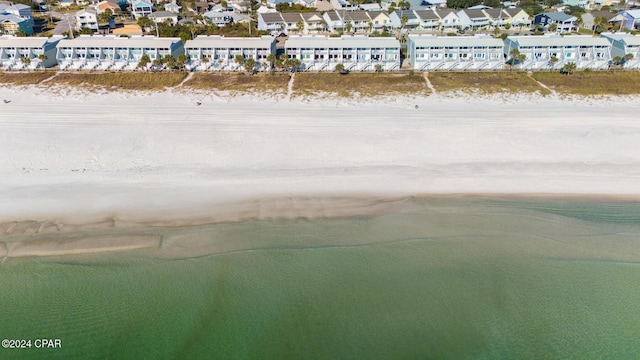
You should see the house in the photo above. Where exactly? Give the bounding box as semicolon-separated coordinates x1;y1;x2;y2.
600;32;640;69
481;8;507;28
618;10;640;31
457;9;490;30
58;0;74;7
301;12;325;33
184;35;276;71
389;10;420;30
149;11;178;25
504;35;611;70
131;0;154;19
414;9;440;30
502;7;531;28
95;1;121;14
163;3;181;13
75;9;99;31
407;34;504;71
203;10;233;26
322;10;343;32
581;11;616;31
533;12;578;33
330;0;358;11
562;0;589;9
343;11;372;33
0;35;62;69
4;4;32;26
360;3;381;11
55;35;184;70
285;35;401;71
368;11;391;30
257;12;284;33
0;14;32;35
435;8;461;30
281;12;303;33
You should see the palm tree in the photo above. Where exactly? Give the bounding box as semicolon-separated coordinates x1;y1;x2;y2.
334;63;345;72
401;15;408;33
549;23;557;33
137;54;151;70
374;64;383;72
623;53;634;64
297;20;305;34
244;58;256;72
612;56;622;67
562;62;577;75
549;56;558;71
593;16;607;34
345;21;353;34
266;53;276;70
508;48;523;70
37;54;48;68
177;53;189;70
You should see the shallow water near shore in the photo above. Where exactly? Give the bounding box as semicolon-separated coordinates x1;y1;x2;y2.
1;197;640;359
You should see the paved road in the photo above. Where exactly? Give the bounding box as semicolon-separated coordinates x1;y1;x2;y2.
50;11;75;36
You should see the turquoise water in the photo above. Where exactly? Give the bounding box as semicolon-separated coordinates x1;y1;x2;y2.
1;198;640;359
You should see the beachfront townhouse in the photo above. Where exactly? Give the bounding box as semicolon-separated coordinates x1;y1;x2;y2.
300;12;325;33
389;10;420;30
0;14;32;35
55;35;184;70
322;11;343;32
0;35;61;69
285;35;400;71
368;11;391;30
132;0;154;20
75;9;99;31
343;11;372;33
184;35;276;71
482;8;507;28
618;10;640;31
534;12;578;33
504;35;611;70
457;9;490;30
435;9;461;30
407;34;504;71
414;9;440;30
257;12;285;33
600;32;640;69
502;8;531;28
282;12;304;33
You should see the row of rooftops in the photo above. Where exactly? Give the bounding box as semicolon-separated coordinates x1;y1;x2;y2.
2;34;639;51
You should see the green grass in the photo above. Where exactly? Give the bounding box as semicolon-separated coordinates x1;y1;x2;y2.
49;72;188;90
0;71;56;85
183;72;290;94
292;72;431;98
428;72;551;95
532;71;640;95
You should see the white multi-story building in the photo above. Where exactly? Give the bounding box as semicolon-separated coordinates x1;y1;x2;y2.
407;34;504;71
285;35;400;71
600;32;640;69
55;35;184;70
184;35;276;71
504;35;612;70
75;8;99;31
0;35;62;69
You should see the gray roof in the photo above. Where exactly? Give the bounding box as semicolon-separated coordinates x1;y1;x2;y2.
600;33;640;46
75;8;97;15
540;12;575;22
0;36;58;48
584;11;617;21
408;34;504;47
483;9;504;20
281;12;302;22
301;12;323;21
260;12;284;23
507;35;611;47
503;8;526;17
149;11;176;18
343;10;370;22
0;14;25;23
461;9;488;20
392;10;418;21
286;35;400;49
185;35;275;49
56;35;182;49
414;10;439;21
325;10;341;21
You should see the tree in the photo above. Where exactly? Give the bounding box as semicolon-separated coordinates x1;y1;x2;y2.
244;58;256;72
509;48;524;70
549;23;557;33
38;54;48;62
234;54;245;67
138;54;151;69
345;21;353;34
20;56;31;65
505;23;511;30
374;64;382;72
562;62;577;74
137;17;154;30
177;53;189;69
334;63;345;72
623;53;634;67
99;9;113;24
612;55;622;66
266;53;276;70
549;56;558;71
297;20;304;34
401;15;408;32
593;16;607;34
79;27;94;35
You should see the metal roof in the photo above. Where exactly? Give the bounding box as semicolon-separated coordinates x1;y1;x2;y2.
508;35;611;47
600;33;640;46
56;35;183;49
259;12;283;23
281;12;302;22
0;36;59;48
414;10;439;21
285;35;400;49
185;35;275;48
540;12;575;22
344;10;370;22
408;35;503;47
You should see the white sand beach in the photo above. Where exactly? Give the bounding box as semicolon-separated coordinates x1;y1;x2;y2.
1;85;639;233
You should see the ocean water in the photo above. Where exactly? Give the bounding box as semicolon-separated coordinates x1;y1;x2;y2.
1;198;640;359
